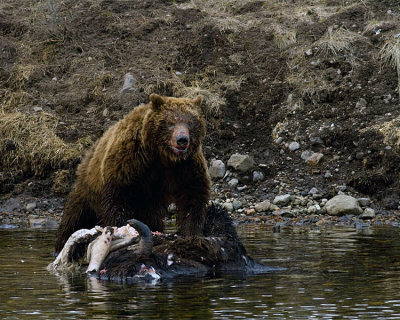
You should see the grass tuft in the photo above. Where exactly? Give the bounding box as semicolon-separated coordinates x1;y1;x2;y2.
380;38;400;99
0;112;89;176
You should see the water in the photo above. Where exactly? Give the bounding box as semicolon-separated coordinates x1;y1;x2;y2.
1;225;400;319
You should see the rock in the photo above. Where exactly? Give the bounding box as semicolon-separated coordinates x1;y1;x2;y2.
253;171;264;182
102;108;109;117
325;170;332;178
209;160;226;179
325;195;362;216
356;98;367;109
273;194;291;206
306;152;323;165
361;208;375;219
26;202;37;211
33;106;43;112
301;150;313;161
29;217;59;228
232;199;243;210
308;187;318;195
228;178;239;187
274;137;283;144
120;72;136;94
288;141;300;151
227;154;254;172
0;198;22;212
254;200;271;212
223;202;234;212
309;136;323;145
246;208;255;215
358;198;371;207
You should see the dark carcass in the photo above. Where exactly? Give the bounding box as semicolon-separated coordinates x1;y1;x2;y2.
48;205;273;282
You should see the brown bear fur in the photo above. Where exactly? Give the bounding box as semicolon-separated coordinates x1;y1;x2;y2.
55;94;210;252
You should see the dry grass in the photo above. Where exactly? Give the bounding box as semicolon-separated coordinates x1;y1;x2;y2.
145;77;226;117
380;38;400;100
375;117;400;150
1;91;31;113
273;25;297;50
286;26;367;98
314;26;365;64
0;112;89;176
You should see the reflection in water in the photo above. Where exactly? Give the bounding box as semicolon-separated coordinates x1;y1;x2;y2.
1;225;400;319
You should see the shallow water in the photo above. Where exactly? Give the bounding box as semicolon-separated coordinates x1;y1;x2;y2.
1;225;400;319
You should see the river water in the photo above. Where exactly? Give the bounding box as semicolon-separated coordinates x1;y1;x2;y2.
1;224;400;319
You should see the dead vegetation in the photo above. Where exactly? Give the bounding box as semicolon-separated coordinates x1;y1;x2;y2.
0;112;90;177
380;38;400;101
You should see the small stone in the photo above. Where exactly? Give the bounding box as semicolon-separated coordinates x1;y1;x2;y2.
358;198;371;207
120;72;136;94
306;152;323;165
237;185;247;191
301;150;313;161
308;187;318;195
103;108;109;117
305;48;313;56
356;98;367;109
253;171;264;182
209;160;226;179
26;202;37;211
309;136;323;145
33;106;43;112
255;200;271;212
29;217;59;228
288;141;300;151
361;208;375;219
223;202;234;212
227;154;254;172
307;205;318;214
273;194;291;206
275;137;283;144
246;208;256;215
232;200;243;210
325;170;332;178
175;71;183;76
228;178;239;187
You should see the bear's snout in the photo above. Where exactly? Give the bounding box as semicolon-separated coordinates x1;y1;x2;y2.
171;124;190;154
177;135;189;148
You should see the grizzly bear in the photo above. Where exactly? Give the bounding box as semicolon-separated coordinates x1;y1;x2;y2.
55;94;210;252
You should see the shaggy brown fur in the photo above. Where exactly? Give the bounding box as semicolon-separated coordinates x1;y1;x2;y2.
55;94;210;252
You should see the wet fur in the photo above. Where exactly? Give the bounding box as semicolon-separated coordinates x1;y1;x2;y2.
55;95;210;252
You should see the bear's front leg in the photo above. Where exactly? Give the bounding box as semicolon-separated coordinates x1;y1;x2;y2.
173;155;211;237
101;182;132;227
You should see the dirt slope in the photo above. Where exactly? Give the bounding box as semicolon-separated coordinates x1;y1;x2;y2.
1;0;400;217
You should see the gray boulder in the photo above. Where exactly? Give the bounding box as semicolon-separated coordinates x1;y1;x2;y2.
209;160;226;179
325;195;362;216
227;154;254;172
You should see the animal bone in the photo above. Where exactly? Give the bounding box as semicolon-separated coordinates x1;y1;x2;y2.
86;227;114;273
47;227;101;271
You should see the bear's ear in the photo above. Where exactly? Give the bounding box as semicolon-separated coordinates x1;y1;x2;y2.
150;94;166;111
193;95;202;107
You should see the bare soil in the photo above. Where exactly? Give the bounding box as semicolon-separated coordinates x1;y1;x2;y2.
1;0;400;226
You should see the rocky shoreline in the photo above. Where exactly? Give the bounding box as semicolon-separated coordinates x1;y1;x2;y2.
1;188;400;231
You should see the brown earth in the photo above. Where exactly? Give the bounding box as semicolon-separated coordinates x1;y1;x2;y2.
1;0;400;225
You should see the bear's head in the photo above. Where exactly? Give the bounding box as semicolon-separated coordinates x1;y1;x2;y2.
143;94;206;162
